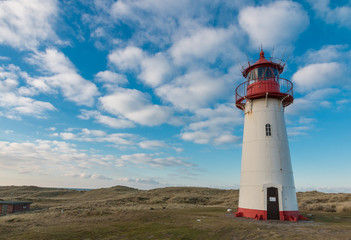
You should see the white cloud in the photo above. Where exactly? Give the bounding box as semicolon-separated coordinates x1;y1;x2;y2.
0;77;18;93
298;117;316;125
286;88;340;115
60;132;76;140
213;134;240;145
308;0;351;28
10;99;55;117
238;1;309;47
95;70;128;85
290;44;351;121
180;103;242;145
111;0;132;17
116;153;194;168
0;56;10;61
105;0;246;48
65;173;112;181
99;87;172;126
81;128;106;137
287;126;311;136
292;62;343;92
116;177;162;186
156;70;231;111
79;110;135;129
181;130;240;145
301;45;348;63
173;147;184;153
138;140;167;150
0;65;56;118
55;127;179;153
109;47;171;87
0;140;116;175
297;186;351;193
26;49;99;106
109;46;144;71
56;128;137;146
0;0;59;50
138;53;171;87
170;26;238;65
109;0;198;46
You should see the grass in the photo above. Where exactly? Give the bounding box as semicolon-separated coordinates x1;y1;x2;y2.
0;186;351;239
297;191;351;213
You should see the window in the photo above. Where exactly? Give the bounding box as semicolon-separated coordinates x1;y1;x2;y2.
248;67;279;81
265;123;271;136
257;67;265;79
265;67;276;78
248;68;258;81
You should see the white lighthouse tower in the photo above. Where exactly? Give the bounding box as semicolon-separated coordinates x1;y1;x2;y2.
235;50;305;221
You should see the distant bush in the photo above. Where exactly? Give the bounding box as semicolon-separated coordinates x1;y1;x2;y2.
298;191;351;213
336;202;351;213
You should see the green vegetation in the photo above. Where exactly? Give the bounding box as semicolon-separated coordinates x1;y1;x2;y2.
0;186;351;239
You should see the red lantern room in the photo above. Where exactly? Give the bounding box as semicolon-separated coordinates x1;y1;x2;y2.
235;50;293;110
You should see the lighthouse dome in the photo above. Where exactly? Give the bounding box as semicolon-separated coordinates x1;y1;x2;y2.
241;50;285;78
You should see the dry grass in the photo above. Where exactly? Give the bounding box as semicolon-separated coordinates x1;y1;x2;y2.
297;191;351;213
1;186;351;239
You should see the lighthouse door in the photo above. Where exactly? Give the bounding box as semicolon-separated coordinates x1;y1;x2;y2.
267;187;279;220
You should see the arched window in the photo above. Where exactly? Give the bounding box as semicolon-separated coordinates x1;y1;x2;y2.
265;123;271;136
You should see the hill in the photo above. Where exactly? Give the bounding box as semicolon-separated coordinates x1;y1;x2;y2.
1;185;351;239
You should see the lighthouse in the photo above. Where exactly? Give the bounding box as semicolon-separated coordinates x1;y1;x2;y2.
235;50;304;221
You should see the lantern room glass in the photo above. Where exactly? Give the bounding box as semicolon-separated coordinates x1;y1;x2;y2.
248;67;279;81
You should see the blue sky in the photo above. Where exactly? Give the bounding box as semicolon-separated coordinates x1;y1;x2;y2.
0;0;350;192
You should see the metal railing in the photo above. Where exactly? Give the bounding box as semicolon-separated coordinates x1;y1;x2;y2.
235;77;293;109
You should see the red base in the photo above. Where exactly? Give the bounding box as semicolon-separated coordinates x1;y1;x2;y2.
234;207;308;222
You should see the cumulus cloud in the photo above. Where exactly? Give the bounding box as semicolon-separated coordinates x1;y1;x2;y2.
56;128;137;146
0;140;116;174
0;56;10;61
65;173;112;180
308;0;351;28
170;26;240;66
79;110;135;129
138;140;167;150
238;1;309;47
104;0;246;48
286;88;340;115
60;132;76;140
116;153;194;168
0;0;60;50
26;49;99;106
95;70;128;86
109;0;205;46
99;87;172;126
301;45;349;63
109;47;171;87
116;177;163;188
156;70;232;111
109;46;145;71
292;62;343;92
180;104;242;145
55;127;181;153
138;53;171;87
0;65;56;118
0;93;56;117
287;126;312;136
297;186;351;193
